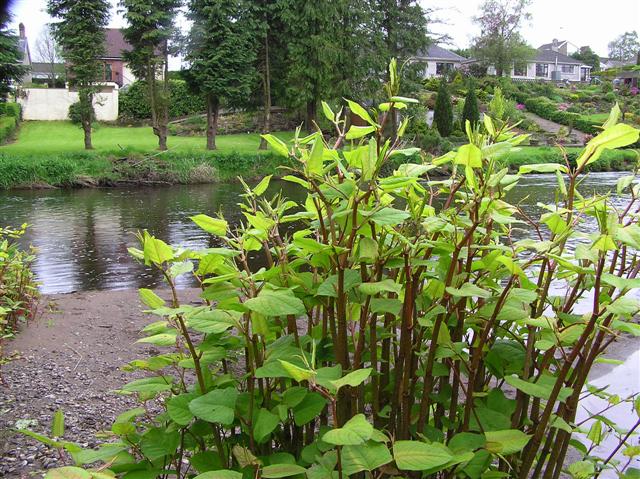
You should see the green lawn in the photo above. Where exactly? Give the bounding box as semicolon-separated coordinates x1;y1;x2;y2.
584;113;610;123
0;121;294;155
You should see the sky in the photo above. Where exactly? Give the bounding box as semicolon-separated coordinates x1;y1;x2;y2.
6;0;640;69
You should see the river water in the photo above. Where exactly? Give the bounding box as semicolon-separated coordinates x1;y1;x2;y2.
0;172;638;474
0;172;630;294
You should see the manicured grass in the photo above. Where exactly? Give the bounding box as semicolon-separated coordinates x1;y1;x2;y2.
584;113;610;123
0;121;294;155
505;146;638;172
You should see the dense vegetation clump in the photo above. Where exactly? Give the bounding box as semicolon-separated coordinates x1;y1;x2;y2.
0;224;38;378
22;61;640;479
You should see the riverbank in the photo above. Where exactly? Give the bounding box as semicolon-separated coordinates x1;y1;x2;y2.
0;146;638;190
0;289;637;478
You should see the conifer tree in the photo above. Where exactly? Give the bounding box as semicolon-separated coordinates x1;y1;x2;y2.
433;79;453;137
121;0;181;151
462;78;480;129
48;0;110;149
0;14;28;100
185;0;256;150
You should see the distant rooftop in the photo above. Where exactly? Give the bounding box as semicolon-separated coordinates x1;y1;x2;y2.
420;45;467;61
103;28;133;59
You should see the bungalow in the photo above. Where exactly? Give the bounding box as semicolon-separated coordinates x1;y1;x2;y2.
416;45;468;78
97;28;136;87
480;39;592;82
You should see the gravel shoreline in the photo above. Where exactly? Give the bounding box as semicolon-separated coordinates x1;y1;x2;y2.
0;289;199;478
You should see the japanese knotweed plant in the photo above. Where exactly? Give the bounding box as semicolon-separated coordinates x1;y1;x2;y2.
25;62;640;479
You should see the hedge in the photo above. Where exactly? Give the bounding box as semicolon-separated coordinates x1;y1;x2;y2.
119;80;206;121
0;103;21;144
523;96;599;134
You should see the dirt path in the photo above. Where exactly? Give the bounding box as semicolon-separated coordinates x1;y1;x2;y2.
0;289;200;478
524;111;587;143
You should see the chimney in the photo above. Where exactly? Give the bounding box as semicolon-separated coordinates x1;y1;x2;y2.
18;23;25;39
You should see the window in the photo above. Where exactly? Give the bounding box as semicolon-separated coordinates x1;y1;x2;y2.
536;63;549;77
104;63;112;82
436;62;454;75
514;61;527;76
561;64;575;73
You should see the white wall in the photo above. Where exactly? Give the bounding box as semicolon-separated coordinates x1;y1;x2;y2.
121;63;136;87
18;85;119;121
423;61;463;79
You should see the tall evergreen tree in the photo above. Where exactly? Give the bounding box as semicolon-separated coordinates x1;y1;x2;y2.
252;0;286;150
376;0;430;92
433;79;453;138
48;0;110;150
280;1;343;131
185;0;256;150
120;0;181;151
462;79;480;129
0;14;28;101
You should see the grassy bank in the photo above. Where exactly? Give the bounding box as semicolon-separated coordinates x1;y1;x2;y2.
0;122;638;189
0;121;297;187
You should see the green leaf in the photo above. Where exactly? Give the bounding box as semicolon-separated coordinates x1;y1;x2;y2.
188;388;238;425
567;461;595;479
446;283;492;299
143;233;173;265
187;310;239;334
390;96;419;104
367;207;410;226
454;144;482;168
341;441;393;475
191;214;228;236
602;103;621;130
253;175;272;196
52;409;64;438
504;374;571;402
121;376;174;394
577;123;640;168
331;368;372;391
44;467;92;479
244;289;306;317
167;393;197;426
262;464;307;478
321;101;335;122
308;138;324;176
293;392;327;426
347;99;379;127
518;163;569;174
139;289;165;309
279;360;316;382
484;430;530;455
254;408;280;444
137;332;177;346
194;471;243;479
140;427;180;460
346;125;376;140
322;414;373;446
261;134;289;157
606;296;640;315
358;280;401;296
393;440;454;471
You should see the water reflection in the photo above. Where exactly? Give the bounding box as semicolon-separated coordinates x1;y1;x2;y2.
0;172;629;294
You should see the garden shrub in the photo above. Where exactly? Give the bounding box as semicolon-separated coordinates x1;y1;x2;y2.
433;79;453;137
23;61;640;479
462;79;480;128
3;102;21;118
119;79;206;121
524;96;599;134
0;116;17;144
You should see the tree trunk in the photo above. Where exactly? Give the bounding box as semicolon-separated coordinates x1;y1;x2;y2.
148;59;168;152
206;94;219;150
80;89;93;150
305;99;316;134
258;29;272;150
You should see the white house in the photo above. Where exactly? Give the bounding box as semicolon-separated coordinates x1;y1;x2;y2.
416;45;468;78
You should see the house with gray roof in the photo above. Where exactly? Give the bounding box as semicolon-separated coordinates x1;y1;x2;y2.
489;39;592;82
414;45;468;78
